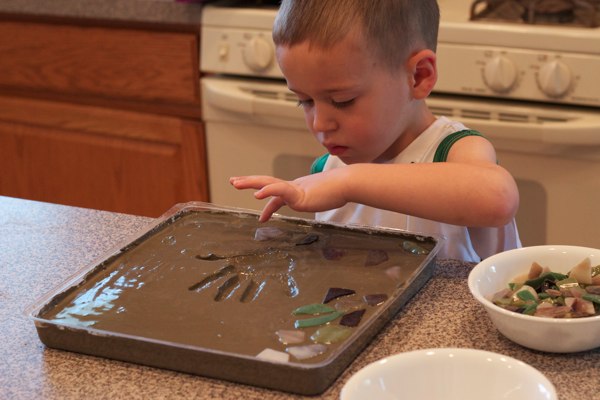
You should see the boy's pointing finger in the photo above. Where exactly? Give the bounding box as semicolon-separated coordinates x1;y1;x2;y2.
229;175;281;190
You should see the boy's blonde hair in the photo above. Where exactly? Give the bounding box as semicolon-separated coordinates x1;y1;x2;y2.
273;0;439;71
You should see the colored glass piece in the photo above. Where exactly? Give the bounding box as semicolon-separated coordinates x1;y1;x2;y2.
286;344;328;360
254;226;286;241
275;329;306;345
311;325;352;344
340;309;366;327
322;247;346;260
364;293;389;306
385;266;403;281
295;233;319;246
323;287;356;303
365;250;389;266
294;311;343;328
256;348;290;363
402;240;430;255
292;303;336;315
333;298;365;313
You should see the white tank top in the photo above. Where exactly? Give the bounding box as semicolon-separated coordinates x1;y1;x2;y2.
316;116;521;262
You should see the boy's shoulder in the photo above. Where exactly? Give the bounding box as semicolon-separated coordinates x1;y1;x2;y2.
433;129;484;162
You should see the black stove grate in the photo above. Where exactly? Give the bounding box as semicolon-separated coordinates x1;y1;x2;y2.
470;0;600;28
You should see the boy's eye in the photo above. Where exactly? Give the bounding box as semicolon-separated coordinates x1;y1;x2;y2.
331;98;355;109
297;99;314;108
296;98;355;109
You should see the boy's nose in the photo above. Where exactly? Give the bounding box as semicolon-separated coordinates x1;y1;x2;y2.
310;106;337;133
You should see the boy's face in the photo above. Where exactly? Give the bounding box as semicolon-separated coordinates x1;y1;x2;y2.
277;28;423;164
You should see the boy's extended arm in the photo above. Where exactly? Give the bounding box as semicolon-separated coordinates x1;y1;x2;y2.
230;136;519;226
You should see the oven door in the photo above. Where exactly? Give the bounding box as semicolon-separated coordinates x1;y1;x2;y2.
428;94;600;247
201;76;323;218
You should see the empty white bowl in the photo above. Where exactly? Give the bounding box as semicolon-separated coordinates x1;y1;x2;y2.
468;245;600;353
340;348;556;400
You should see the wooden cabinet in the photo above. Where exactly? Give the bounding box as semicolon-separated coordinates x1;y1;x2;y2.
0;19;208;217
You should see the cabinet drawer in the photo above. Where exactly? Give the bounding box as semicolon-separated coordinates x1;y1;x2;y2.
0;21;200;106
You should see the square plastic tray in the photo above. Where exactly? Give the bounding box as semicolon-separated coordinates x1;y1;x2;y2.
28;202;440;395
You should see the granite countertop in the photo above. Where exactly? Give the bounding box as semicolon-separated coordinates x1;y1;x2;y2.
1;195;599;400
0;0;204;26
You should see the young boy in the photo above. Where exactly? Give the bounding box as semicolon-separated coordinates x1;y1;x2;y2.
230;0;521;262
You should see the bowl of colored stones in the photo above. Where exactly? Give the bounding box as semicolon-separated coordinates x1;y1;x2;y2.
341;348;557;400
28;202;440;395
468;245;600;353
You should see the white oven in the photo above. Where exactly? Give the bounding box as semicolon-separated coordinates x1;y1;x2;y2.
201;76;322;219
200;1;600;248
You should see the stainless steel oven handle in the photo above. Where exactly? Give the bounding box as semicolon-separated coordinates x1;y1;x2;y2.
460;118;600;146
202;78;303;120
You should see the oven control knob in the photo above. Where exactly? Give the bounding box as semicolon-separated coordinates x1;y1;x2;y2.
242;36;274;72
483;56;518;93
537;60;572;98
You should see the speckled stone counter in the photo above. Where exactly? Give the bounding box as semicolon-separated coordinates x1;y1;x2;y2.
0;0;203;26
1;196;598;400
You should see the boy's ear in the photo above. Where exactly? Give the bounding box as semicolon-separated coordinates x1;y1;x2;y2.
407;49;437;99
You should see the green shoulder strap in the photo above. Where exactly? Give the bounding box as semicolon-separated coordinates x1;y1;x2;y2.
310;153;330;174
433;129;484;163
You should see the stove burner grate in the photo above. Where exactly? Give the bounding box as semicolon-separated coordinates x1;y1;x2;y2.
470;0;600;28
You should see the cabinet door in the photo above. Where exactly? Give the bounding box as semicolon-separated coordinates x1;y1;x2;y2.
0;21;201;117
0;95;208;217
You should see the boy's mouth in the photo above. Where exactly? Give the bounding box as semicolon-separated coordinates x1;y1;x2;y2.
326;145;348;156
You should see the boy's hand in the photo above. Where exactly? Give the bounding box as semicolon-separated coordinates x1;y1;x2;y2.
229;172;347;222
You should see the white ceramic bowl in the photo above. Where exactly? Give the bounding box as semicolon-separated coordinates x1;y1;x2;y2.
469;245;600;353
340;348;556;400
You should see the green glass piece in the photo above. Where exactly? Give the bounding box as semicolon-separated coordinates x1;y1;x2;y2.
524;271;568;290
583;293;600;305
292;303;336;316
334;298;365;313
516;290;536;302
294;311;343;328
523;303;538;315
557;277;579;289
311;325;352;344
402;240;430;255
